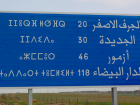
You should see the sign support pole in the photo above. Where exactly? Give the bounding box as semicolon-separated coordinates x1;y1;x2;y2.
28;89;33;105
111;87;117;105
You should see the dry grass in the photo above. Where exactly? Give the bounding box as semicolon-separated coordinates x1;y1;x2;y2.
13;92;140;104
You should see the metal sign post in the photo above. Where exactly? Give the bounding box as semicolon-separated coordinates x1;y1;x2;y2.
111;87;117;105
28;89;33;105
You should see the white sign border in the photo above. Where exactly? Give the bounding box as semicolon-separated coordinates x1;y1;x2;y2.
0;11;140;88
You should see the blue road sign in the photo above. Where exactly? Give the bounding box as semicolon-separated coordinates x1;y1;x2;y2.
0;12;140;87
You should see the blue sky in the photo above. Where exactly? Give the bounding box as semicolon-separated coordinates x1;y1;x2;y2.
0;0;140;93
0;0;140;14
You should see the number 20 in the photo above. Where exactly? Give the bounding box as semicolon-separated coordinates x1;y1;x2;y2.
78;21;87;27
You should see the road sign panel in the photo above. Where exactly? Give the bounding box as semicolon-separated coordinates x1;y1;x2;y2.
0;12;140;87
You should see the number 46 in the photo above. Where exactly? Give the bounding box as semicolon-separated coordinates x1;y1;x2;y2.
79;53;88;60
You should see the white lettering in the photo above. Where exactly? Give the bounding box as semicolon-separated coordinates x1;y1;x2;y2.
38;53;43;60
19;20;22;26
31;53;36;60
50;70;55;76
40;20;43;27
32;20;37;27
61;70;65;76
27;70;33;77
48;53;55;60
8;70;15;77
14;20;18;26
45;20;51;27
16;70;22;77
26;36;30;43
56;70;60;76
66;70;69;76
9;20;12;26
20;36;25;43
38;36;42;43
53;20;58;27
23;20;30;27
59;20;65;27
31;36;37;43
